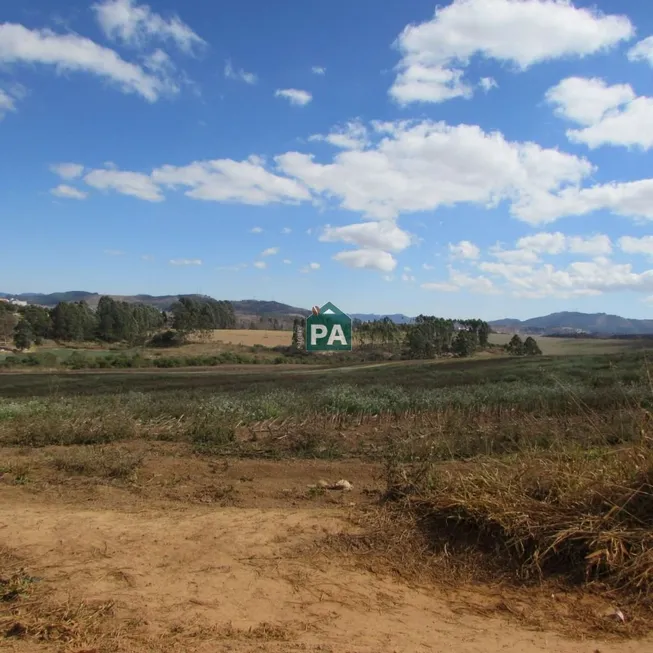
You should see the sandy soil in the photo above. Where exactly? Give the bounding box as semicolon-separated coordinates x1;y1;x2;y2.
0;448;651;653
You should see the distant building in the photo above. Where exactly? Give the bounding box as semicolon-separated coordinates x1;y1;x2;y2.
0;297;28;307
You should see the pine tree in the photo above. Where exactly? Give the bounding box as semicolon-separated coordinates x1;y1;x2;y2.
13;319;34;350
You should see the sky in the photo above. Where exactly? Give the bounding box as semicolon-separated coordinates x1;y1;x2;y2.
1;0;653;320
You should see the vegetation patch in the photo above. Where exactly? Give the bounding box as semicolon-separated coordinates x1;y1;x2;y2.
47;446;144;479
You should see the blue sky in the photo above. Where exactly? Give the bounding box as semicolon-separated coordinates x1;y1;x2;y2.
1;0;653;320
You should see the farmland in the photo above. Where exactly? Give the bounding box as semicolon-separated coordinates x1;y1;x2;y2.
1;342;653;652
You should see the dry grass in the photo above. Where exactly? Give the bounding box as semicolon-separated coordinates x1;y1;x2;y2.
47;445;143;479
191;329;292;347
0;546;117;648
331;435;653;625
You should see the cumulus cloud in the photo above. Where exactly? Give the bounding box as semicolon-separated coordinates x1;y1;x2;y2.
274;88;312;106
479;77;497;92
332;249;397;272
449;240;480;259
151;157;310;205
64;116;653;227
422;267;497;294
628;36;653;66
479;257;653;298
278;119;593;223
253;261;266;269
309;120;369;150
250;226;263;233
50;163;84;180
319;221;412;252
619;235;653;258
0;22;176;102
514;178;653;223
390;0;633;105
300;262;321;273
85;168;163;201
312;66;326;75
546;77;653;150
50;184;87;199
92;0;205;53
224;59;257;84
261;247;279;256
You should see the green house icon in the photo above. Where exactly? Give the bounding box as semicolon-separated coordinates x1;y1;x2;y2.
305;302;352;352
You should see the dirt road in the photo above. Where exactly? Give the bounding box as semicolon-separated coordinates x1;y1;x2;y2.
0;450;650;652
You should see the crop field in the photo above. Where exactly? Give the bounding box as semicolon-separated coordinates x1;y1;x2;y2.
1;349;653;652
193;328;293;347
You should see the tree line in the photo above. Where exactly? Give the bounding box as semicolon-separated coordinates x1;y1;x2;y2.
291;315;492;358
2;295;237;350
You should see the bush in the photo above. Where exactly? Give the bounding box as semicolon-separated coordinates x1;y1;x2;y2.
148;330;185;348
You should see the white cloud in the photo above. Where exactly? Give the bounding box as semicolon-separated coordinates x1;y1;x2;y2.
84;168;163;201
0;85;23;119
480;257;653;298
312;66;326;75
546;77;653;150
390;0;633;105
320;221;412;252
421;281;458;292
67;116;653;226
332;249;397;272
402;272;416;282
92;0;205;53
151;157;310;205
422;263;435;270
299;261;321;273
224;59;257;84
490;247;541;264
516;231;567;255
281;227;292;234
261;247;279;256
512;231;612;257
104;249;124;256
50;163;84;180
567;234;612;256
619;235;653;258
253;261;266;269
0;22;176;102
169;258;202;266
546;77;634;125
628;36;653;66
514;178;653;223
449;240;480;259
250;226;263;233
50;184;87;199
422;267;497;294
479;77;497;92
309;120;369;150
283;259;292;264
275;88;312;106
277;119;593;223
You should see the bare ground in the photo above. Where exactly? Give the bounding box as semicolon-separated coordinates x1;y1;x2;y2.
1;445;651;653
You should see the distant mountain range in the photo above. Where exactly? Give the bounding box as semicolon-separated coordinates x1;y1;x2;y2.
0;292;310;318
489;312;653;336
2;292;652;336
